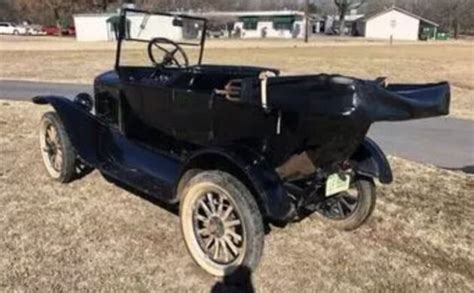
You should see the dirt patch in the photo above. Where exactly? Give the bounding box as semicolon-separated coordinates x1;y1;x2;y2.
0;102;473;292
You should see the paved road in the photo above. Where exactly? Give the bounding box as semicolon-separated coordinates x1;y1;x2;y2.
0;80;92;100
1;80;473;172
369;118;473;172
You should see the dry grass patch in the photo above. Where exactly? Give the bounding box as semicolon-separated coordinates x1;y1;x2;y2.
3;35;470;51
0;101;473;292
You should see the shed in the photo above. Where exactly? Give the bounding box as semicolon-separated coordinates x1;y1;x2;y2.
364;7;439;41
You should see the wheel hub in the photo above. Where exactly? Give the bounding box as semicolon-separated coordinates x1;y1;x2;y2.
208;216;225;238
317;188;360;220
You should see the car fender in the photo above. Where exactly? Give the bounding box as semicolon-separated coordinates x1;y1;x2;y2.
33;95;103;166
178;146;296;224
351;137;393;184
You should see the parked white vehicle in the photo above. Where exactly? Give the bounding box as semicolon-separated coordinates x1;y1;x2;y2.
0;22;28;35
25;25;46;35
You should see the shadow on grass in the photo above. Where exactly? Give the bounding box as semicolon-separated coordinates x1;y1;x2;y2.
101;174;179;216
460;166;474;174
211;266;254;293
445;165;474;175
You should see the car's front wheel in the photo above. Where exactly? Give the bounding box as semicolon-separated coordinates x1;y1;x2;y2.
39;112;77;183
180;171;264;277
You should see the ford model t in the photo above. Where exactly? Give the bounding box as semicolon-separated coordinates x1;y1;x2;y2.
33;9;450;276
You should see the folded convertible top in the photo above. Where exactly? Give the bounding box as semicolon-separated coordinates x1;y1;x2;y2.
236;74;450;123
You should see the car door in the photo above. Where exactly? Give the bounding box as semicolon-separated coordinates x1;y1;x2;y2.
141;83;175;136
6;24;15;34
121;70;213;145
0;23;7;34
171;88;213;145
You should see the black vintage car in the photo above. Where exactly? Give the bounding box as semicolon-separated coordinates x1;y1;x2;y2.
33;9;450;276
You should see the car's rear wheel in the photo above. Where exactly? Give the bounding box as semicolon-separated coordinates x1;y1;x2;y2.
12;30;19;35
39;112;76;183
180;171;264;276
315;178;376;231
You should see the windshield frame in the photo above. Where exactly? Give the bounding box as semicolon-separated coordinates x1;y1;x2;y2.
115;8;208;70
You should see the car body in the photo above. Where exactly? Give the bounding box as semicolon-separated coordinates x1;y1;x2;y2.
41;25;60;35
23;24;46;35
41;25;74;36
33;8;450;277
0;22;27;35
65;26;76;36
206;29;225;38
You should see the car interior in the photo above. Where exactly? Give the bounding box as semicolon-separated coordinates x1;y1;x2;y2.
118;64;278;93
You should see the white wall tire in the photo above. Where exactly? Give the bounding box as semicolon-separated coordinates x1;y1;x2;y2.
39;112;77;183
180;171;264;277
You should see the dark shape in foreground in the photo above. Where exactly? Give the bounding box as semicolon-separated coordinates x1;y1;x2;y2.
32;8;450;277
211;266;254;293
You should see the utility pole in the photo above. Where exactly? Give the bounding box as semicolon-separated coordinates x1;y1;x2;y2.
304;0;310;43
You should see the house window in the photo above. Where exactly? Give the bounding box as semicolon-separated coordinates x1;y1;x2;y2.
273;16;295;31
242;17;258;30
390;19;397;28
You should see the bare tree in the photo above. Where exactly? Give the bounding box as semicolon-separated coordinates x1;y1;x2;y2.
0;0;17;21
440;0;472;38
334;0;366;35
45;0;68;32
14;0;96;29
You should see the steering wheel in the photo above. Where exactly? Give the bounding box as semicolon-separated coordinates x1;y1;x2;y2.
147;37;189;68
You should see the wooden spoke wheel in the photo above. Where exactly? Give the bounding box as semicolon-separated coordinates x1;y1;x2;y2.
39;112;77;183
180;171;264;276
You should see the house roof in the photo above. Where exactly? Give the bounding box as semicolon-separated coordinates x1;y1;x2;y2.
75;10;306;20
74;13;117;18
327;14;365;22
194;11;305;18
365;6;439;27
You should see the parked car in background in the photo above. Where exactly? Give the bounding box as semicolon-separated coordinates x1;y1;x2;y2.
0;22;27;35
42;25;61;36
42;25;76;36
26;24;46;35
65;26;75;36
206;29;225;38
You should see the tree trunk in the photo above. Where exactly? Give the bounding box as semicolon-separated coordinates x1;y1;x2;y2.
53;7;62;36
339;9;346;36
304;0;309;42
102;0;109;12
454;18;459;39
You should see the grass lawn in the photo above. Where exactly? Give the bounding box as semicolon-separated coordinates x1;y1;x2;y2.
0;101;473;292
0;36;472;120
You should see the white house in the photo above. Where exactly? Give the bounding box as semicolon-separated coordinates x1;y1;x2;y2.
74;13;116;41
197;11;307;39
233;11;306;39
364;6;439;41
74;13;183;42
